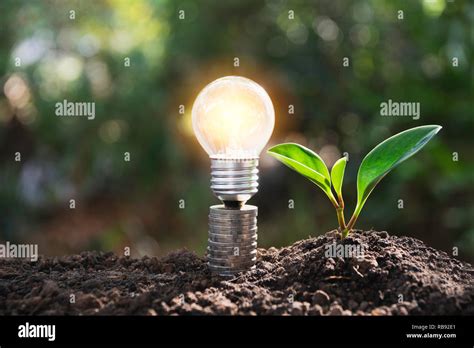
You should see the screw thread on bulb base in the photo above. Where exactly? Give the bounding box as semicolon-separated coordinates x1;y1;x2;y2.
210;158;259;205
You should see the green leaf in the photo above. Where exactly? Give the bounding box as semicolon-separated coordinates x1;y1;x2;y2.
331;157;347;199
355;125;442;216
267;143;335;202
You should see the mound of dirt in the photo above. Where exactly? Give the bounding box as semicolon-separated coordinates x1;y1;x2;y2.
0;230;472;315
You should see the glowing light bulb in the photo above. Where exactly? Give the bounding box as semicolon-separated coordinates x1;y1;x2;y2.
192;76;275;159
191;76;275;276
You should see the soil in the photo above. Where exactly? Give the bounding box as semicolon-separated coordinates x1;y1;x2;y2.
0;230;472;315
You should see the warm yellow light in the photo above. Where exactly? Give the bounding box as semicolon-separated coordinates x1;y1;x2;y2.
192;76;275;159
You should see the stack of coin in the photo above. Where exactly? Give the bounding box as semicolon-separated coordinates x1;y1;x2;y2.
207;204;258;276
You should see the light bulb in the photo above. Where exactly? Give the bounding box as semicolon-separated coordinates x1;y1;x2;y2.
192;76;275;159
191;76;275;276
192;76;275;205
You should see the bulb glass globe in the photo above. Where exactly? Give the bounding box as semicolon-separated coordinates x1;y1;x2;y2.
192;76;275;159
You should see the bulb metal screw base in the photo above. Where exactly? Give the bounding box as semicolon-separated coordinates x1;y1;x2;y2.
207;204;258;276
210;158;259;206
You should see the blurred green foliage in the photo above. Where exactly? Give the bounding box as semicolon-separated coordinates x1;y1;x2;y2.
0;0;472;261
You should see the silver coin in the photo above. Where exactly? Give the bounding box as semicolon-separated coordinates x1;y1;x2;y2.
209;208;256;213
207;249;257;258
208;230;257;238
208;228;257;234
209;214;257;221
209;225;256;232
209;210;257;217
208;229;257;237
208;239;257;246
209;210;257;216
207;248;257;258
209;214;257;219
207;246;256;254
208;235;257;244
208;224;257;231
206;251;257;261
209;253;256;260
208;254;256;261
207;251;256;259
208;258;256;268
208;234;257;242
208;252;256;259
209;216;257;222
208;239;257;249
210;205;258;213
207;239;256;246
207;246;257;255
208;234;256;240
208;254;257;262
209;218;257;227
208;262;256;270
207;244;257;252
208;238;257;246
208;238;257;245
209;222;257;229
209;228;256;235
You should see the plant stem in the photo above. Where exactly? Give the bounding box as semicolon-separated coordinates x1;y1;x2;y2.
337;194;344;209
334;193;347;238
346;214;358;231
343;204;363;238
328;190;349;238
336;207;346;231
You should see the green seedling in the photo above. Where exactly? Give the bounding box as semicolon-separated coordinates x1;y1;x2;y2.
267;125;442;238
